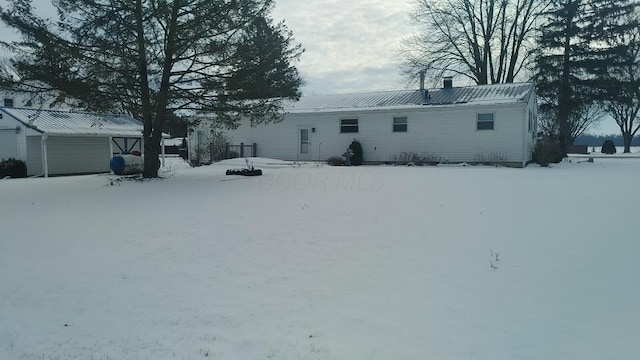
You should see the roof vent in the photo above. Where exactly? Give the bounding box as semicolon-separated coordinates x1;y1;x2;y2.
443;77;453;89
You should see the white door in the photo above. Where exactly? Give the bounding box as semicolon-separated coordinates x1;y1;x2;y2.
298;126;311;160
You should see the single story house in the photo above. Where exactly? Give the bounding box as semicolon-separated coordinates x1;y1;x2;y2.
192;80;538;167
0;107;164;177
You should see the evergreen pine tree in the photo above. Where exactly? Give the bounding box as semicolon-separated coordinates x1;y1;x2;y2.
535;0;588;156
535;0;639;154
0;0;303;178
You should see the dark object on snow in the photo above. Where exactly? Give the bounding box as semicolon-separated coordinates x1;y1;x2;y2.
348;140;363;165
601;140;616;154
226;168;262;176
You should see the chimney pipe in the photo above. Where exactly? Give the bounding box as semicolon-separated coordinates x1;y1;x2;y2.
443;76;453;89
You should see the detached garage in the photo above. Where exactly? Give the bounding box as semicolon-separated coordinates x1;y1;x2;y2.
0;107;150;177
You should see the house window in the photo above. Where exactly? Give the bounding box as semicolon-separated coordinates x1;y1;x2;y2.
477;113;494;130
3;98;14;108
340;118;358;133
393;116;407;132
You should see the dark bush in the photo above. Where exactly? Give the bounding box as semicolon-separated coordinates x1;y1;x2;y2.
326;155;346;166
0;158;27;178
348;140;363;166
533;138;564;167
601;140;616;154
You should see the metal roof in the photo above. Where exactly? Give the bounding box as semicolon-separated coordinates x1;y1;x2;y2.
0;107;145;137
284;82;534;113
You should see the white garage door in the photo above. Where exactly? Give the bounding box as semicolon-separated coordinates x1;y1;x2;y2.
0;129;19;161
47;136;111;175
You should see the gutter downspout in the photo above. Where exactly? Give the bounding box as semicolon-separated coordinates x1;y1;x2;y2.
41;134;49;178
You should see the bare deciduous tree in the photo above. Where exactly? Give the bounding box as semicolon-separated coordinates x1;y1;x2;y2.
538;102;605;142
399;0;549;85
597;10;640;153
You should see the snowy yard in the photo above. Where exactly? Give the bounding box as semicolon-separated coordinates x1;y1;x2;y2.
1;158;639;360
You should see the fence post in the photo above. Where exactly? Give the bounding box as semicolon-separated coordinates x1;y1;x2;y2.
253;143;257;157
240;142;244;157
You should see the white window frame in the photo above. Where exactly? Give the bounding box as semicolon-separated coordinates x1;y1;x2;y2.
392;116;408;133
477;113;494;130
340;118;359;133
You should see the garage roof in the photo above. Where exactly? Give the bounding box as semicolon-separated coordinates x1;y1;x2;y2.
0;107;146;137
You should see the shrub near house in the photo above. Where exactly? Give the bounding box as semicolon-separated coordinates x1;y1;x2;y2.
601;140;617;154
0;158;27;178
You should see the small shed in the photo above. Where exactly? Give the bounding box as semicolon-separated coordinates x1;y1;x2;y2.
0;107;164;177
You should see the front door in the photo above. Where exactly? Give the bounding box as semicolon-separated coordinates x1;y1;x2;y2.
298;126;311;160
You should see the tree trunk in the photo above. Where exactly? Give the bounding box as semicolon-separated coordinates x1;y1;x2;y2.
134;0;156;178
143;134;161;177
557;0;578;157
623;132;632;153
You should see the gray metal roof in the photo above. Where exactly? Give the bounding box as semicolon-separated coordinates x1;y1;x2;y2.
284;82;534;113
0;107;145;137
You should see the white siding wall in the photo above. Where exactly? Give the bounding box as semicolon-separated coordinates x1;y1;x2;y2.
0;129;19;160
1;110;43;164
0;113;19;160
46;136;111;175
226;103;528;164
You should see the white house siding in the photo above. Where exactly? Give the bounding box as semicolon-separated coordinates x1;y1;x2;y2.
46;136;111;175
0;116;36;163
0;113;19;160
227;103;528;165
26;136;43;176
0;128;19;160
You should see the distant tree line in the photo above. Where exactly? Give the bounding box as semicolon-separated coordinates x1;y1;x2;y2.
574;134;640;147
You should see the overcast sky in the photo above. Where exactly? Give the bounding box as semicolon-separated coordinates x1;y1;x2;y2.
0;0;623;134
271;0;414;95
0;0;414;95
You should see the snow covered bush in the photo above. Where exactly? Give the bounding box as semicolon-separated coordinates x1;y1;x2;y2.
326;155;346;166
189;145;209;167
348;140;363;166
601;140;616;154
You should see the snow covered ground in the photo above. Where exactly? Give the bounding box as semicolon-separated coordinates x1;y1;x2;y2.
1;157;639;360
